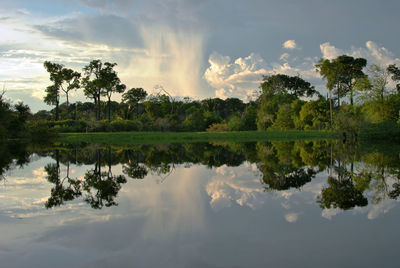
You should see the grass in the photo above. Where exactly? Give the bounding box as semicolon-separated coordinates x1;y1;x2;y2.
58;130;339;145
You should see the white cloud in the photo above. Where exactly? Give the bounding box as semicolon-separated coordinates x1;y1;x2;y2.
284;212;299;223
283;40;297;50
319;42;341;60
206;163;265;211
280;52;290;61
320;41;400;67
204;52;269;100
204;52;320;100
321;208;341;220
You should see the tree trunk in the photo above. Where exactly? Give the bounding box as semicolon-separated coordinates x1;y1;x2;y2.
97;94;101;120
108;97;111;122
329;88;333;128
55;100;59;121
350;87;353;106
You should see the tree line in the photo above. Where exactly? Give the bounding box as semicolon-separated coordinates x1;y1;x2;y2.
39;56;400;134
2;55;400;140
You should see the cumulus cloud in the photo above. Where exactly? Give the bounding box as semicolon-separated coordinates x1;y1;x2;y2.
205;41;400;101
283;40;297;50
203;51;320;100
204;52;269;100
320;41;400;67
206;163;265;211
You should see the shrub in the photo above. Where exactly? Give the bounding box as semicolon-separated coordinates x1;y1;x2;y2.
28;121;58;141
110;120;142;132
206;123;229;132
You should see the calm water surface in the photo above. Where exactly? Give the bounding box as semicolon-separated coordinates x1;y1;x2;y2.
0;141;399;267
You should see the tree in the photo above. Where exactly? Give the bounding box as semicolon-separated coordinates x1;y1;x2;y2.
44;61;63;120
296;98;329;130
82;60;104;120
316;59;340;127
44;61;80;120
260;74;316;98
336;55;367;106
60;68;80;109
387;64;400;93
122;88;148;119
101;62;126;121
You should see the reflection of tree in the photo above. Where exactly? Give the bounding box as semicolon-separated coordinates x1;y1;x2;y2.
45;148;127;209
261;168;316;191
123;161;148;179
317;177;368;210
0;142;31;182
354;150;400;204
30;140;400;212
82;170;126;209
45;150;81;208
82;147;127;209
257;142;316;191
44;163;81;208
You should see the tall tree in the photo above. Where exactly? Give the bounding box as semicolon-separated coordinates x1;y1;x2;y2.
336;55;367;105
60;68;80;108
44;61;81;120
101;62;126;121
316;58;341;127
122;88;148;119
82;60;104;120
44;61;63;121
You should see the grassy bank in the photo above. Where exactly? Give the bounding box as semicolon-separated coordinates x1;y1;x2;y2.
59;130;339;145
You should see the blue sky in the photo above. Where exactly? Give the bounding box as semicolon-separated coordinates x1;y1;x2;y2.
1;0;400;111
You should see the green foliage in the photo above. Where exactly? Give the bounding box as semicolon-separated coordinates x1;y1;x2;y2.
317;177;368;210
361;94;400;123
257;93;297;130
296;98;329;130
183;108;206;131
387;64;400;93
333;104;363;136
122;88;147;119
228;115;244;131
260;74;316;97
359;120;400;141
206;123;229;132
270;104;294;130
27;121;58;141
316;55;367;106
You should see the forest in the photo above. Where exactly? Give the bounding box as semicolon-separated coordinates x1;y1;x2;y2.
2;55;400;143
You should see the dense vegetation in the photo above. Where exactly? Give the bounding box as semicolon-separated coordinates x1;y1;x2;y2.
2;55;400;141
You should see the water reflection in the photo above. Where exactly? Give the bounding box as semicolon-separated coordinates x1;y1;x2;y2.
1;140;400;213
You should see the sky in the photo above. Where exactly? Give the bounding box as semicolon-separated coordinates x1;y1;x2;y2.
1;0;400;112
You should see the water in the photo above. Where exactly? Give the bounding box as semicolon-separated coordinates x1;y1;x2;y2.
0;141;399;267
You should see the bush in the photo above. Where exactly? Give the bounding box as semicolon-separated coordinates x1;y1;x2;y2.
35;120;88;132
110;120;142;132
206;123;229;132
28;121;58;141
228;115;245;131
359;120;400;141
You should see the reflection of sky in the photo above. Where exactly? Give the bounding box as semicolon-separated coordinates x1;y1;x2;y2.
1;158;400;267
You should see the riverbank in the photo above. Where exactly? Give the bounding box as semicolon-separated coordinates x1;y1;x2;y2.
58;130;339;145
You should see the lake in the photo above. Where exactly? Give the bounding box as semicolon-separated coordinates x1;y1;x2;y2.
0;140;399;267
